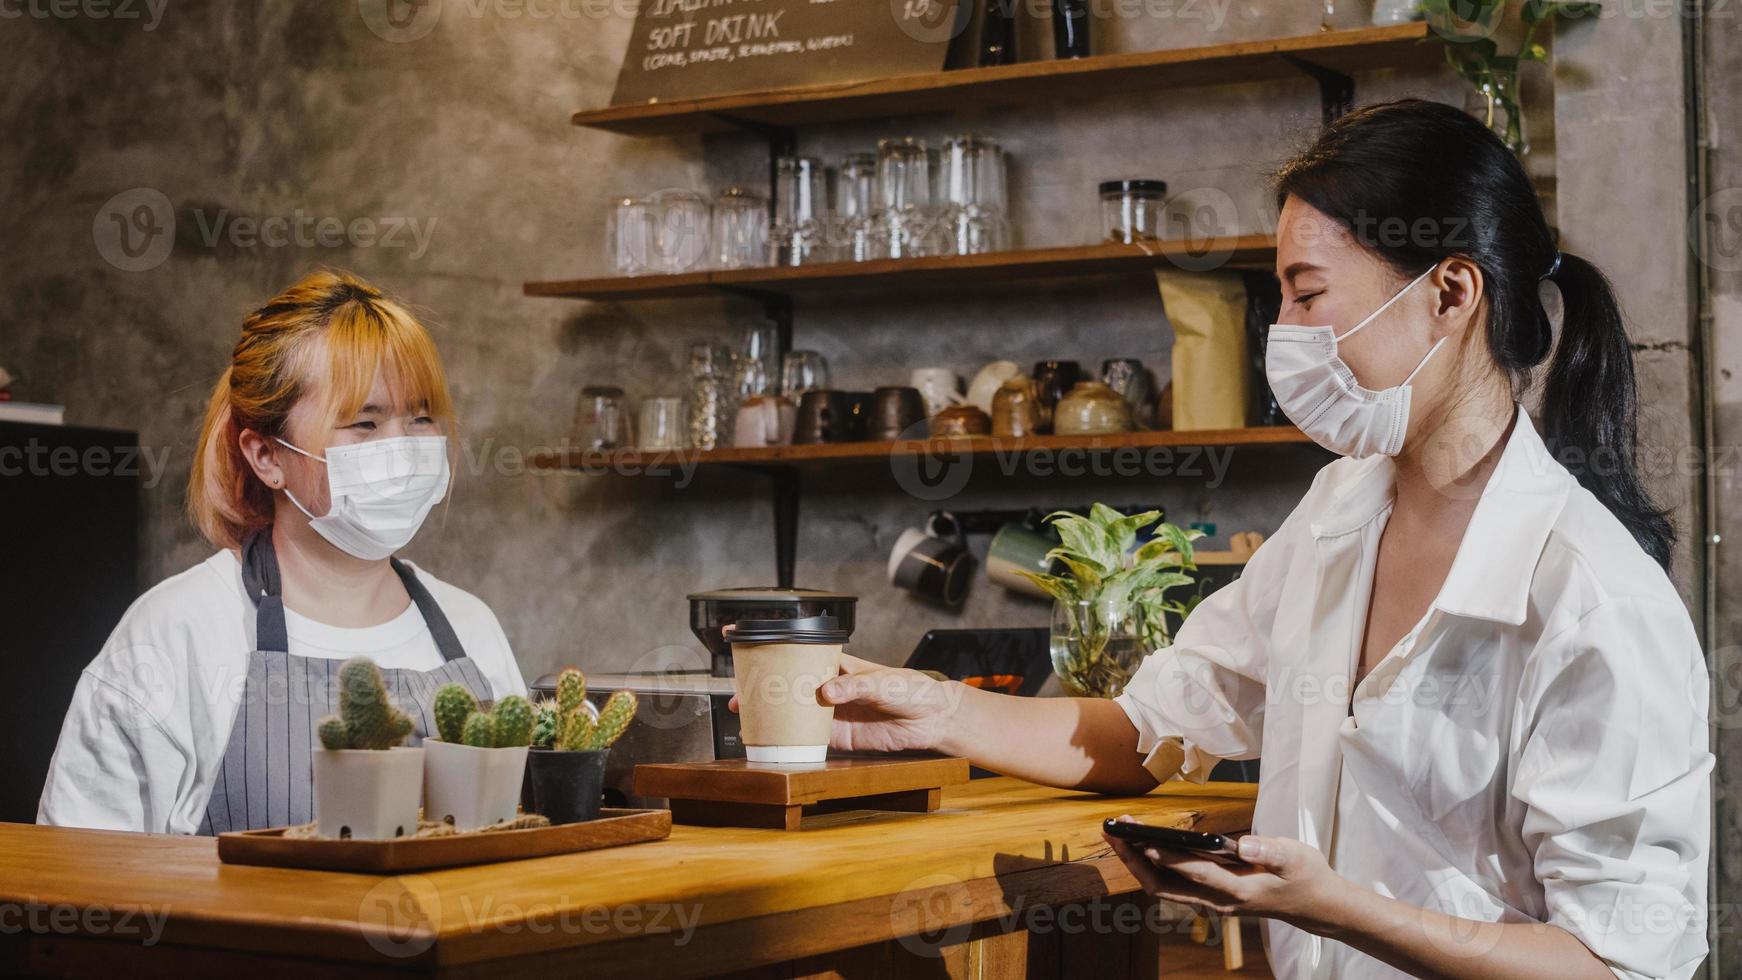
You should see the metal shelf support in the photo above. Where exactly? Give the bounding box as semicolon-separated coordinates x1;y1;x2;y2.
771;467;801;589
1280;54;1355;125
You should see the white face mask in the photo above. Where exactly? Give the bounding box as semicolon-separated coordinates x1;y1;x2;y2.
275;435;451;560
1264;266;1446;458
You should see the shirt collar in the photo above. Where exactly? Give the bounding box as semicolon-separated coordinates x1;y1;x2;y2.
1308;406;1572;626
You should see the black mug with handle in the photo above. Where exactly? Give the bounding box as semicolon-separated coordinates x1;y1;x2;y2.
888;511;976;607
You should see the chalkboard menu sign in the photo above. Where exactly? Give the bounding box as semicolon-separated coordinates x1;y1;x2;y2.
609;0;964;107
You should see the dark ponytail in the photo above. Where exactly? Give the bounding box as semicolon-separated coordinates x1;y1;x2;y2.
1274;99;1673;569
1538;253;1672;567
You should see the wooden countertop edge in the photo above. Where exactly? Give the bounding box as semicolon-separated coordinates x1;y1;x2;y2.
435;853;1152;979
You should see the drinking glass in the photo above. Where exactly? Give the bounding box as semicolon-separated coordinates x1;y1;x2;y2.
711;187;768;270
637;396;688;451
649;189;710;273
606;197;653;276
735;322;781;401
770;156;831;266
876;138;938;259
780;350;831;400
836;152;884;262
572;385;631;451
939;135;1011;255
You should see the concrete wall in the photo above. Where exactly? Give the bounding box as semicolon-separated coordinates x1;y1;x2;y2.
1700;2;1742;973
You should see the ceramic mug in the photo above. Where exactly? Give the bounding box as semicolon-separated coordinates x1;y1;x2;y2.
872;386;928;441
1101;358;1156;430
793;390;851;444
734;394;796;447
1031;360;1083;433
965;360;1023;415
888;511;975;607
991;377;1042;438
1054;380;1131;435
843;391;875;441
985;522;1059;597
909;368;965;418
930;405;993;437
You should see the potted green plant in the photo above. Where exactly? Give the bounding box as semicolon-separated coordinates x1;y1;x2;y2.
1420;0;1597;155
1018;505;1202;698
422;685;535;831
313;658;422;839
526;668;638;825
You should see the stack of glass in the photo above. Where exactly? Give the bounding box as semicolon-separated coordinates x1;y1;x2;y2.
710;187;768;270
938;135;1010;255
835;153;882;263
769;156;832;266
875;137;940;259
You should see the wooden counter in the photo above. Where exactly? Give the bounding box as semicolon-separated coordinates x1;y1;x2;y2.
0;778;1255;979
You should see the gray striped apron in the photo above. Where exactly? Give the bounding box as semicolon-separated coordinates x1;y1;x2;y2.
197;531;494;835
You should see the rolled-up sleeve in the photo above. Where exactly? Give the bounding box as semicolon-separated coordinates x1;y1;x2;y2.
1512;597;1712;980
1113;529;1291;784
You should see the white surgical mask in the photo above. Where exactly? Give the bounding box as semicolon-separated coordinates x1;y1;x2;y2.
1264;266;1446;458
275;435;451;560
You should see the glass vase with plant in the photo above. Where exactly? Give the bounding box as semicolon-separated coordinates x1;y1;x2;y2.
1018;504;1203;698
1420;0;1596;155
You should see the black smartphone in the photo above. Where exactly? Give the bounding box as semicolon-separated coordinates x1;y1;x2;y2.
1102;818;1249;865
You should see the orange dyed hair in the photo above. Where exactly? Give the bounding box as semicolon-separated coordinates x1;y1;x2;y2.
187;270;456;550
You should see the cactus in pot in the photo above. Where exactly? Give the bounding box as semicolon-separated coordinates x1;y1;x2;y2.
423;686;536;831
311;658;422;839
495;695;535;747
434;683;480;745
317;658;416;750
461;711;497;748
528;668;638;825
557;689;637;751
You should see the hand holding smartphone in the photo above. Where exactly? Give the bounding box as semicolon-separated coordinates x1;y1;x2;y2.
1102;817;1250;865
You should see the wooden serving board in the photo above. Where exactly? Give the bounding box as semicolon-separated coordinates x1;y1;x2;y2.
635;754;970;831
216;808;671;872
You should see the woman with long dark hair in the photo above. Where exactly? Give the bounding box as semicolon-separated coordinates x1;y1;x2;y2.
765;100;1710;978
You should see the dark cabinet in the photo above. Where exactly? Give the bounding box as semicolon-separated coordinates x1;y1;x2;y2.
1;421;141;823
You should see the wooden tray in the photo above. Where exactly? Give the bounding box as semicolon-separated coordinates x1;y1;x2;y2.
635;754;970;831
217;808;671;872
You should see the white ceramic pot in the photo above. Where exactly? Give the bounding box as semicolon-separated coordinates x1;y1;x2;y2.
422;739;531;831
966;361;1022;416
312;746;424;840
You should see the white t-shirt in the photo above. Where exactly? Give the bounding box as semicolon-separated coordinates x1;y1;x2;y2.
37;550;528;834
1115;408;1710;980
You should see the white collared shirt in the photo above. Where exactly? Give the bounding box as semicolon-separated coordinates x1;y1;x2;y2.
1116;408;1711;980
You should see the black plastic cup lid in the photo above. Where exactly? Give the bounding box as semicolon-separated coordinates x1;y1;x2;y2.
728;614;852;645
1099;179;1168;195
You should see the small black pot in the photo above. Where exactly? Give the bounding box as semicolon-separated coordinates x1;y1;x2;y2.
527;747;610;825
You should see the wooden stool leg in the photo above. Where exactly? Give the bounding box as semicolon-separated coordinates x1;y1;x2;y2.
1221;915;1244;971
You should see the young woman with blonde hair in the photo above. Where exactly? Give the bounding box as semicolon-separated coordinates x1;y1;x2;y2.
39;270;526;834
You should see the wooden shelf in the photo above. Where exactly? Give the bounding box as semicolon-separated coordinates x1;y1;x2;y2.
572;23;1435;138
531;427;1315;472
524;235;1277;302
